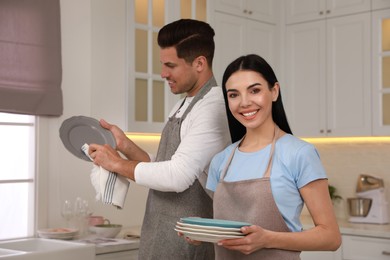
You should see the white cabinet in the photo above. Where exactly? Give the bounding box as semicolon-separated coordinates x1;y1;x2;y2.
285;12;371;137
215;0;277;23
96;249;138;260
372;0;390;11
372;9;390;135
128;0;208;133
213;3;278;86
342;235;390;259
285;0;371;24
300;248;342;260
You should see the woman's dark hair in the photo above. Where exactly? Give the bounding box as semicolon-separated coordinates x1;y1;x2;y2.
157;19;215;67
222;54;292;143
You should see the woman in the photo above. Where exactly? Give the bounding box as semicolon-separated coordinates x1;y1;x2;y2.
183;54;341;259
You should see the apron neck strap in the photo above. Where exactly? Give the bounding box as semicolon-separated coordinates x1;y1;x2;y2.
263;125;279;178
220;124;280;180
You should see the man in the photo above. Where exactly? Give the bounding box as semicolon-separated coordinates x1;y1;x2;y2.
89;19;230;259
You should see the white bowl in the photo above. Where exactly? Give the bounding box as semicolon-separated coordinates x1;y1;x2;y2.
89;224;122;238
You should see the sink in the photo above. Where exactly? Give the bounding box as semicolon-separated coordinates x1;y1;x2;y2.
0;238;95;259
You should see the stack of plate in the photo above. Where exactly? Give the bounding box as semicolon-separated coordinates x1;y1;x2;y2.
37;228;79;240
175;217;251;243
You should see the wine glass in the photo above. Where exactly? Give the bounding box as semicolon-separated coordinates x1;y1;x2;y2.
61;200;73;227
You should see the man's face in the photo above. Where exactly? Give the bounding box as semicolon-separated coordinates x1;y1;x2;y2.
160;47;199;96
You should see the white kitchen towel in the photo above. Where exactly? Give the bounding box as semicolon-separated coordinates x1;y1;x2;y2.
82;143;129;209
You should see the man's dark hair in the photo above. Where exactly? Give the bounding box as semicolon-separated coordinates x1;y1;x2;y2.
158;19;215;67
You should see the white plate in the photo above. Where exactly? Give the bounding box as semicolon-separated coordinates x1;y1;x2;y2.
37;234;76;240
174;228;244;243
37;228;79;240
176;221;242;232
59;116;116;161
175;225;244;236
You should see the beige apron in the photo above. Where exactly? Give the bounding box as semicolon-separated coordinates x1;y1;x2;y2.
138;77;217;260
213;126;301;260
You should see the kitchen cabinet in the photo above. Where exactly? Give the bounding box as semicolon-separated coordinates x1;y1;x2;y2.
342;235;390;259
212;3;278;86
96;249;138;260
372;9;390;135
214;0;276;24
128;0;207;133
285;12;371;137
301;248;342;260
285;0;371;24
372;0;390;11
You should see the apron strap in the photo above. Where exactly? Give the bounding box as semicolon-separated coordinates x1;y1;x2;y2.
263;125;279;178
220;125;280;180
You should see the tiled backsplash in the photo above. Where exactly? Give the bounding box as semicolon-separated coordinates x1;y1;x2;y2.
312;141;390;219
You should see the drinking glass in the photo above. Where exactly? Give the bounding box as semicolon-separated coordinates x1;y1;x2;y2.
61;200;73;227
74;197;90;235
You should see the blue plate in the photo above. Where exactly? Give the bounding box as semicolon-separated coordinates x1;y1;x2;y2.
180;217;251;228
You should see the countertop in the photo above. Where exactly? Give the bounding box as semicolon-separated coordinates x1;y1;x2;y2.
74;218;390;255
74;226;141;255
300;215;390;239
76;237;139;255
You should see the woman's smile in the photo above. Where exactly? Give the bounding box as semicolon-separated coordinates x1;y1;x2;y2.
241;110;258;118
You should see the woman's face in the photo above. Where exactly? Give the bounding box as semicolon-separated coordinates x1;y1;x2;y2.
225;70;279;130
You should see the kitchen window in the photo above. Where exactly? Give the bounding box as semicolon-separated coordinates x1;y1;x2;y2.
0;112;35;240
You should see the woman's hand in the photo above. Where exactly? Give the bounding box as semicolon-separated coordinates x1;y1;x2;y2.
177;231;202;246
217;225;268;255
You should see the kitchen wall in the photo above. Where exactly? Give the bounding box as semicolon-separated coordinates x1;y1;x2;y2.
38;0;150;230
312;141;390;219
37;0;389;231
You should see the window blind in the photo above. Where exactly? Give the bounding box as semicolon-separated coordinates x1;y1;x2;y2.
0;0;63;116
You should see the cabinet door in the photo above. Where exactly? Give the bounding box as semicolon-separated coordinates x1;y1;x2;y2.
245;19;277;70
326;0;371;19
285;0;370;24
246;0;277;24
96;250;138;260
372;0;390;11
285;0;327;24
286;13;371;137
342;235;390;260
326;13;371;136
285;21;327;137
213;12;277;86
372;10;390;135
215;0;276;23
215;0;245;17
128;0;210;133
300;248;342;260
213;12;246;84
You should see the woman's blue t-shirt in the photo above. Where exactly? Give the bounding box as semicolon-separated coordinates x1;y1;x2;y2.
206;134;327;232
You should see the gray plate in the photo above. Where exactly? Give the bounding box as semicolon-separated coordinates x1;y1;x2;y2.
59;116;116;161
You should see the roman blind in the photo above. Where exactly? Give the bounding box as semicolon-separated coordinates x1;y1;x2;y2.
0;0;63;116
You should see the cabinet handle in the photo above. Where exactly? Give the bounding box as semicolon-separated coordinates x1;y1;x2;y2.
320;129;324;133
243;9;247;14
319;11;324;15
326;129;331;133
326;10;330;14
383;251;390;255
248;10;252;15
